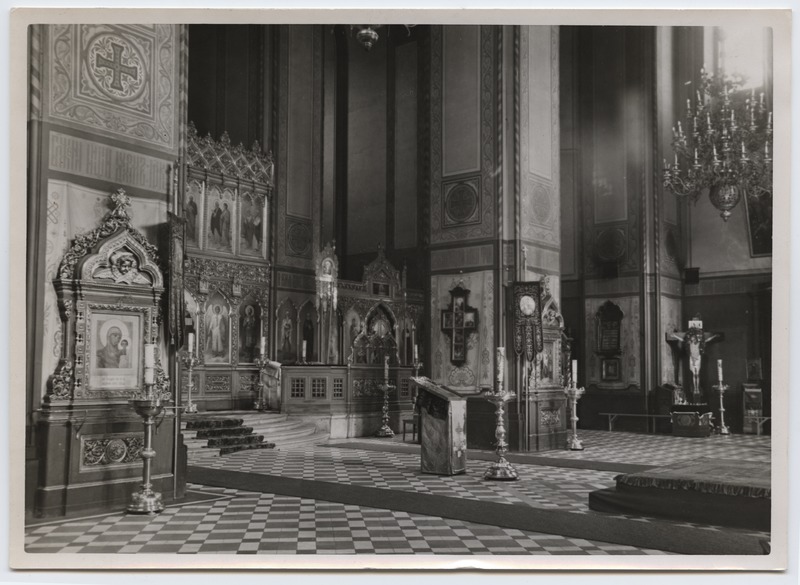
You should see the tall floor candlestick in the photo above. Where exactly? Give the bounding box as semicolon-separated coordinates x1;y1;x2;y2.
564;377;585;451
375;355;395;437
483;387;518;481
714;382;730;435
180;350;199;414
128;383;165;514
254;353;270;411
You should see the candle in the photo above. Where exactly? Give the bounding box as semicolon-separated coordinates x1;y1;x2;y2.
384;355;390;382
496;347;505;388
144;344;155;368
302;340;307;360
572;360;578;385
188;333;195;355
260;336;266;356
760;92;764;106
717;359;724;383
144;367;155;385
414;344;419;362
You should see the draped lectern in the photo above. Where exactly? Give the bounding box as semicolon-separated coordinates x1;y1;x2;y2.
411;377;467;476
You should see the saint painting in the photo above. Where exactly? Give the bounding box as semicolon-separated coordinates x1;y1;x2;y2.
203;298;230;363
206;186;233;252
238;302;261;363
240;193;264;257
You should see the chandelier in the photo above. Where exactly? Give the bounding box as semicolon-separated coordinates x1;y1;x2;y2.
349;25;415;51
663;68;773;221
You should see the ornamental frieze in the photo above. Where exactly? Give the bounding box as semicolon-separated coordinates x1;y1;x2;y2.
184;256;270;285
81;434;144;469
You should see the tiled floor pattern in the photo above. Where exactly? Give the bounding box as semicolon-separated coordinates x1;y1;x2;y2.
191;446;618;513
25;486;669;555
25;429;771;555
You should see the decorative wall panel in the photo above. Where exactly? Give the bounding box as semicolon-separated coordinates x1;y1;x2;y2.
48;132;172;193
584;296;640;387
430;26;496;244
47;24;179;152
442;27;481;176
430;271;494;388
519;27;560;248
80;433;144;470
276;26;322;270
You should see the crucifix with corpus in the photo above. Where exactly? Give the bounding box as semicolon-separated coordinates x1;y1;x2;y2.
666;315;723;404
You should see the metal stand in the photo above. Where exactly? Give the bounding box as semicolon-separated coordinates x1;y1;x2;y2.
180;352;198;414
564;382;585;451
483;390;518;481
254;354;270;410
127;390;165;514
713;383;730;435
375;381;396;437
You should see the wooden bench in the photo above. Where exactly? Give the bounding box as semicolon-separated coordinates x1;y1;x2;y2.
599;412;672;434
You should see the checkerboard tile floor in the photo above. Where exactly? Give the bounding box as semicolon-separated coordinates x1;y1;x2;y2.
25;429;771;555
25;486;669;555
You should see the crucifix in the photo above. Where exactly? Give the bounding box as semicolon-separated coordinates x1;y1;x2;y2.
440;285;479;365
666;316;723;404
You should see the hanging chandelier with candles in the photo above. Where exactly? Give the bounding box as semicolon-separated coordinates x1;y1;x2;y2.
663;68;773;221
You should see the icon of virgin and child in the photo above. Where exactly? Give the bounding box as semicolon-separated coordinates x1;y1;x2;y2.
96;320;133;369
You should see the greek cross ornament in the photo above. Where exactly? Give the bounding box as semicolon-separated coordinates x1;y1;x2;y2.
512;281;544;362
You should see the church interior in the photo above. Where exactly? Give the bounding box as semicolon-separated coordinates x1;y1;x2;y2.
21;22;778;561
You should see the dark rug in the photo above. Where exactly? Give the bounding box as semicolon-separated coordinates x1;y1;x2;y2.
589;458;771;531
188;465;767;555
324;441;651;474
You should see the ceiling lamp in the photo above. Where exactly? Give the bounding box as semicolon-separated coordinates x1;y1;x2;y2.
663;68;773;222
351;25;383;51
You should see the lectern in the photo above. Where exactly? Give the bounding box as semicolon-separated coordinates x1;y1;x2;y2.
411;377;467;476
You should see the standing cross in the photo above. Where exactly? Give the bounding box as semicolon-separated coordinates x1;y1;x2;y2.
666;319;722;403
95;43;139;92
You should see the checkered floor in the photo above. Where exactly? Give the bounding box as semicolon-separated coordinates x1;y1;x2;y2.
25;429;771;555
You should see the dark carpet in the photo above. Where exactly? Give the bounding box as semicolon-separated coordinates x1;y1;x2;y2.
187;465;767;555
324;441;652;474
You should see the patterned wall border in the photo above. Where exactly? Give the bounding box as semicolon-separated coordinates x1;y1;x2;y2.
430;26;496;244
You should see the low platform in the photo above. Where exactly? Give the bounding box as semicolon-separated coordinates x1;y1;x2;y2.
589;457;770;531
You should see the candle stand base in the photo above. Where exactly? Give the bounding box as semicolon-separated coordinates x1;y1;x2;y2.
484;457;519;481
127;486;164;515
567;435;585;451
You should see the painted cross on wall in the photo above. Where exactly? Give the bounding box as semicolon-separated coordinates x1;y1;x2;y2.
440;285;479;365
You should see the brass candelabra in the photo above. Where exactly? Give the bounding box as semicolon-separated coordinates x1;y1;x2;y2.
564;380;585;451
483;347;518;481
180;351;199;414
713;382;730;435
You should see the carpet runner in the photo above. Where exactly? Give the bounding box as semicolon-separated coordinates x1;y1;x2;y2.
589;458;770;531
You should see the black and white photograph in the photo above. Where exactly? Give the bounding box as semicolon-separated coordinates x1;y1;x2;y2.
5;4;797;580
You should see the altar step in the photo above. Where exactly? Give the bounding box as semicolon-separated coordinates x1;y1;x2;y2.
182;411;329;457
